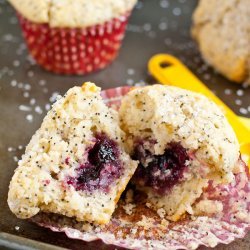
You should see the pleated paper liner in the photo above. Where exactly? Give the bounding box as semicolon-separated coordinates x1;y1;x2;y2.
17;13;131;75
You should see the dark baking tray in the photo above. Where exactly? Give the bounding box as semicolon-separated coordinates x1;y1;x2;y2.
0;0;249;249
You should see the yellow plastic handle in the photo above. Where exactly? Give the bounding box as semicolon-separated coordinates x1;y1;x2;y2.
239;116;250;128
148;54;250;167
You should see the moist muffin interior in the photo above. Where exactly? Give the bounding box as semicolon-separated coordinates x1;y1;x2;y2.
67;133;123;193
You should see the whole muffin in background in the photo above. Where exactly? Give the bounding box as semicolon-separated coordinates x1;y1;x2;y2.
192;0;250;84
8;0;137;75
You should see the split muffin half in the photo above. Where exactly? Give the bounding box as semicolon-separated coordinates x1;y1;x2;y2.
119;84;241;221
8;82;138;225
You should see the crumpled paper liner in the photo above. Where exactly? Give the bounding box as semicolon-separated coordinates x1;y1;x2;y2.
31;87;250;249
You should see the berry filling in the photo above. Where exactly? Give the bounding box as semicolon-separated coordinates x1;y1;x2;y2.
133;142;189;194
67;134;122;192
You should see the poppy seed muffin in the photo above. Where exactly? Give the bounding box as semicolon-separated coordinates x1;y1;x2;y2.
8;82;138;224
7;0;137;74
192;0;250;83
119;85;241;221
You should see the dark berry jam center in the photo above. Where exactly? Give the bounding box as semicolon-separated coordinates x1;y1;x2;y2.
88;136;117;166
67;134;122;192
133;142;189;194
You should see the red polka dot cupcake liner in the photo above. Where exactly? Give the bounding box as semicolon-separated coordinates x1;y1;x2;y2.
17;13;131;75
31;87;250;250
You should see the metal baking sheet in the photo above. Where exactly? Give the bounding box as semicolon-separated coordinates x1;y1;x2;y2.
0;0;249;249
